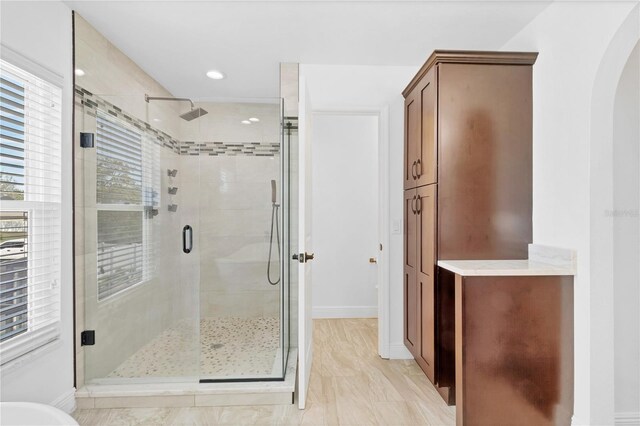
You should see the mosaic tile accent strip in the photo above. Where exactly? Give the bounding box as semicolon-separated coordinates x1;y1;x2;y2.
107;317;281;379
75;86;281;157
75;86;181;153
179;141;280;157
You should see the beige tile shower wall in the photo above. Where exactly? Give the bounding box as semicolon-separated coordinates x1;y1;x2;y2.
74;15;189;383
179;102;281;144
181;155;281;319
74;14;181;138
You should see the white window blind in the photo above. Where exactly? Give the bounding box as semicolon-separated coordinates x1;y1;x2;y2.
0;57;62;365
96;112;159;301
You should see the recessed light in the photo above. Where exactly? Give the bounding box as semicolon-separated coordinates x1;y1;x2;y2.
241;120;251;124
75;69;85;77
248;117;260;122
153;118;162;123
206;70;225;80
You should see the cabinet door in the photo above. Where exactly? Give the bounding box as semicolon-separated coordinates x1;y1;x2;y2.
404;189;419;355
404;91;421;190
416;67;437;187
417;184;436;381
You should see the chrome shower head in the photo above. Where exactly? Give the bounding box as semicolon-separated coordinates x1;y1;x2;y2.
145;95;208;122
180;107;208;121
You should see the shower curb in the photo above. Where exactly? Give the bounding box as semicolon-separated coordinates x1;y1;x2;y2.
75;349;296;409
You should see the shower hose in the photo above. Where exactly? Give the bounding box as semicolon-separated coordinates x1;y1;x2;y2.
267;203;280;285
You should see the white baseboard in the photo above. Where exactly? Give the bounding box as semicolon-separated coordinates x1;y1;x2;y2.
312;306;377;319
616;412;640;425
388;343;413;360
51;387;76;414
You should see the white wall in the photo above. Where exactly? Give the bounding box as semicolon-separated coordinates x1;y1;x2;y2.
311;114;379;318
301;65;417;357
502;3;640;424
613;41;640;420
0;1;75;412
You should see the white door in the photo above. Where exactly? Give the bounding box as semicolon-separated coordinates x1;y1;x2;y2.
297;77;314;409
310;113;378;319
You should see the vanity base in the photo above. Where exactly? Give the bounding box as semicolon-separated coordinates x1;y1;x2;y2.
454;274;574;426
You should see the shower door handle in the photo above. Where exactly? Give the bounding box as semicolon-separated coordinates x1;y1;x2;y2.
183;225;193;253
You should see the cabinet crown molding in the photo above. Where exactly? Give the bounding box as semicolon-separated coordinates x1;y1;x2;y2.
402;50;539;98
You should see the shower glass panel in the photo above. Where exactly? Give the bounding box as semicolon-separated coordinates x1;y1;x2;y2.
80;93;201;384
79;91;289;383
192;98;285;381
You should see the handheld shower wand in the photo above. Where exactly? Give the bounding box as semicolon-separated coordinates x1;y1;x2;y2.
267;179;280;285
271;180;278;206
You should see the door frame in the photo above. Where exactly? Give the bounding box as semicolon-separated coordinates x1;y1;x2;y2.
310;106;391;359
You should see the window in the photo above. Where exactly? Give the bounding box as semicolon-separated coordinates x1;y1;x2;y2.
0;56;62;364
96;113;159;301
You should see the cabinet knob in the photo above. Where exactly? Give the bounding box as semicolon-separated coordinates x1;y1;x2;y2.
416;159;422;178
369;257;377;264
412;161;417;179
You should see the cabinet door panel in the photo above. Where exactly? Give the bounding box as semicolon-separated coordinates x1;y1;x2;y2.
404;189;419;355
417;184;436;381
419;276;435;380
417;67;437;187
404;267;418;354
404;93;420;190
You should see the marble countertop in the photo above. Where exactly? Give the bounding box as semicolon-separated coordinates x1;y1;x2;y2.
437;244;577;276
437;259;575;276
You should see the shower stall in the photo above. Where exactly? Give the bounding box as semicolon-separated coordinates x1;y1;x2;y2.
75;88;295;384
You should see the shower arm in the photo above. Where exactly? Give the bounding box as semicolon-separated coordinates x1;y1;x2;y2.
145;94;194;110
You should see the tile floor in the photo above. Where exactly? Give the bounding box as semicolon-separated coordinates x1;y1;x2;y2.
73;318;456;425
108;317;282;379
107;317;280;379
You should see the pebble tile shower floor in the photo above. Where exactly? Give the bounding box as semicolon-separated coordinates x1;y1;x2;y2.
107;317;280;379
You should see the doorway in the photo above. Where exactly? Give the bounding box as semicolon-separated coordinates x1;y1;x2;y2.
310;112;386;345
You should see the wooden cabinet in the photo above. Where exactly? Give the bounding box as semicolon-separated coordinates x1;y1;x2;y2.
453;273;574;425
404;185;436;381
402;50;537;404
416;184;436;379
404;67;437;190
403;190;419;354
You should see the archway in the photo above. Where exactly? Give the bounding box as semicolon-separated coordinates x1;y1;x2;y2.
589;5;639;423
613;40;640;423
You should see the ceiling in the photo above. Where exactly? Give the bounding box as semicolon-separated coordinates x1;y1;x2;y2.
65;1;550;100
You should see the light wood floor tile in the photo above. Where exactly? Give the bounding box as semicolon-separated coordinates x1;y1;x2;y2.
73;319;455;426
103;407;176;425
298;402;324;425
370;401;427;426
167;407;222;425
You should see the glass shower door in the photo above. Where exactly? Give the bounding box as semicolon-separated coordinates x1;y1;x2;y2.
79;93;201;384
194;97;287;381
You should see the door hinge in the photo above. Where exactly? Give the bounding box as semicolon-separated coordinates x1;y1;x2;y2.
81;330;95;346
80;132;95;148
